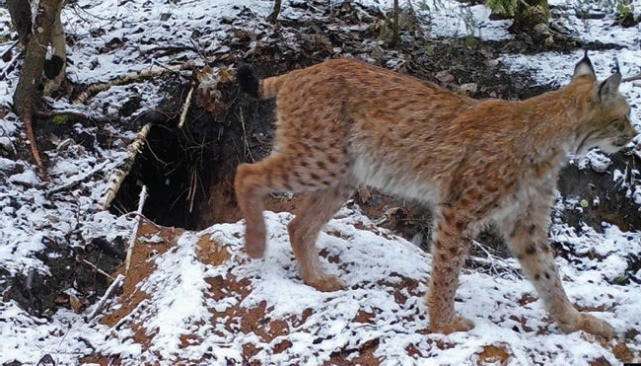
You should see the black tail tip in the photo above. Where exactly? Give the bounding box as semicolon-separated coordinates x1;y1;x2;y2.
237;64;260;98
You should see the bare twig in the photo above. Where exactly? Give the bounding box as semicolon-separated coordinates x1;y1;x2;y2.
125;185;148;274
0;51;21;82
0;40;20;60
124;211;163;231
76;255;115;281
85;274;124;322
239;110;255;162
187;166;198;213
178;84;195;128
622;73;641;83
0;40;21;81
469;240;523;279
46;160;109;196
152;59;191;80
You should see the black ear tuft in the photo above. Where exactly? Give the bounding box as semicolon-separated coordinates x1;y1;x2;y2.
237;64;260;98
573;50;596;79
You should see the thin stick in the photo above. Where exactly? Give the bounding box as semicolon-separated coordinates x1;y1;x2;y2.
0;48;21;81
622;73;641;83
125;185;148;274
124;211;163;231
47;160;109;196
85;274;125;322
189;167;197;213
77;255;115;281
239;110;255;162
178;85;194;128
0;40;19;61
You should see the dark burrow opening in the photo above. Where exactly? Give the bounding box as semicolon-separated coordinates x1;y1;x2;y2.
110;61;314;230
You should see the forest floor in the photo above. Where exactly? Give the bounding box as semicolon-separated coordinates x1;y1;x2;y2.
0;0;640;365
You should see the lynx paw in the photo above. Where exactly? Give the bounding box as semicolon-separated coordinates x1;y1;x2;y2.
573;313;615;339
430;315;475;335
306;275;344;292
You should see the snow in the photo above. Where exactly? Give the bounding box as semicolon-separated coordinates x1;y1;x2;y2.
1;0;640;365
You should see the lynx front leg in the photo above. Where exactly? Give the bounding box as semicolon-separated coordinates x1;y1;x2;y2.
427;209;475;334
288;182;355;292
506;214;614;339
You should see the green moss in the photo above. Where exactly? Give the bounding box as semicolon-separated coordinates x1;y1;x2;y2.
52;114;68;125
486;0;517;16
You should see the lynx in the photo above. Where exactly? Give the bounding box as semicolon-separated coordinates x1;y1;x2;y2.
234;53;635;338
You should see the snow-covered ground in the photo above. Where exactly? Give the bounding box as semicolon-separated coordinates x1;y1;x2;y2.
1;0;640;365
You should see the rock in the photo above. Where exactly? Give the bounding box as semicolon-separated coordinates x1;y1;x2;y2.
459;83;478;94
435;70;454;83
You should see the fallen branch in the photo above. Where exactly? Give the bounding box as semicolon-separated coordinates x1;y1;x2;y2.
46;160;110;196
85;274;124;323
0;41;21;81
125;185;148;274
622;72;641;83
73;62;192;104
97;123;151;210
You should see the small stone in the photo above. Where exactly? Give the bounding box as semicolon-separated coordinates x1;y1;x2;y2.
435;70;454;83
459;83;478;94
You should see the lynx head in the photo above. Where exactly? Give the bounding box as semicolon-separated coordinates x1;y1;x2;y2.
571;52;636;156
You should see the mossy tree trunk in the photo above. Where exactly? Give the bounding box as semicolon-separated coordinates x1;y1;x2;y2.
510;0;552;43
10;0;66;179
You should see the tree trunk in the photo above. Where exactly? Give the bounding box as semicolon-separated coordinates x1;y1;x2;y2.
12;0;65;179
510;0;552;44
267;0;282;23
44;2;66;94
7;0;32;46
389;0;400;47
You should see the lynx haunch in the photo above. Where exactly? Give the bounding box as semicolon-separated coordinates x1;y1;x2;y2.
234;54;636;338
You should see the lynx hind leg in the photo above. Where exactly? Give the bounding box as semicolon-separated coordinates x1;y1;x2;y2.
235;153;314;258
235;159;274;258
427;207;476;334
288;182;355;292
505;212;614;339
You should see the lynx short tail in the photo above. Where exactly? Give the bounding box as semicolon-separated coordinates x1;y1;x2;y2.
237;65;260;99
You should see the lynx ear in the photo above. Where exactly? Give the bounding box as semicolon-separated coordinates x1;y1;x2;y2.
598;70;622;103
573;50;596;80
